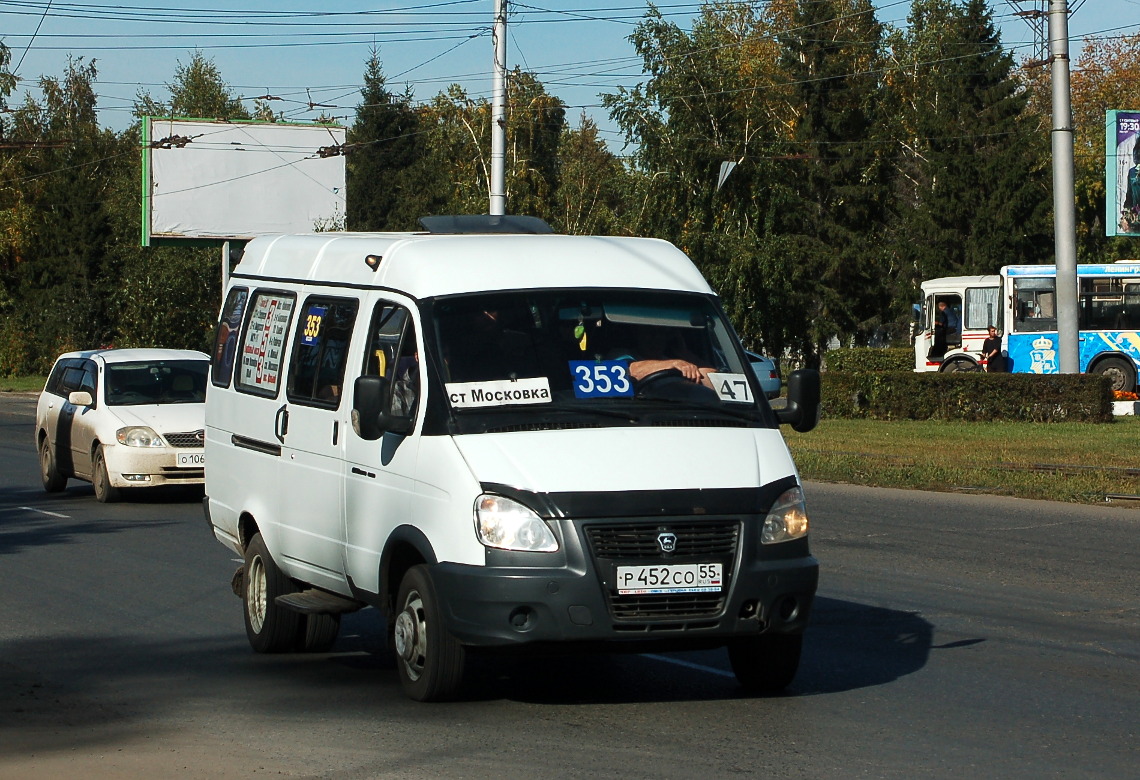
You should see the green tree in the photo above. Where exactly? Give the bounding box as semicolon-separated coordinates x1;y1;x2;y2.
1025;31;1140;261
776;0;895;357
134;51;250;120
346;49;422;231
883;0;1050;299
552;113;631;235
0;58;131;370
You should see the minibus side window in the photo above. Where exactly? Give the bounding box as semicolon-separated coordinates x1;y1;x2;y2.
235;290;296;398
286;296;359;409
211;287;248;388
362;303;419;422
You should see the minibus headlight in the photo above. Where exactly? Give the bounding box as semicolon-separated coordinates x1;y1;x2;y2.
761;486;810;544
116;426;164;448
474;495;559;552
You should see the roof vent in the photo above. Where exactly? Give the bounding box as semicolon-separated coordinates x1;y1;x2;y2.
418;215;553;235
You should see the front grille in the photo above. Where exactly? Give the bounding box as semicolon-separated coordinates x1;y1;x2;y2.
585;519;740;622
611;593;726;621
586;520;739;559
164;430;205;448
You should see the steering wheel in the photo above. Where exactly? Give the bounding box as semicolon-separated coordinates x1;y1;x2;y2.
636;367;684;387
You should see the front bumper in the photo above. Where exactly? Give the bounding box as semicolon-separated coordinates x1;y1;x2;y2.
431;514;818;650
104;445;205;488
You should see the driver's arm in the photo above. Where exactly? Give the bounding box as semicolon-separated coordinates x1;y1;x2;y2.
629;358;712;386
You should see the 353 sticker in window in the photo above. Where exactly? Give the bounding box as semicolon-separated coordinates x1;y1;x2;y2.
570;360;633;398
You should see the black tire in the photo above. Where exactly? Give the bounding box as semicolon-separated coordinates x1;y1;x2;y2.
728;633;804;695
39;438;67;493
941;358;978;373
392;564;466;702
298;613;341;653
243;532;301;653
92;445;120;503
1092;356;1135;393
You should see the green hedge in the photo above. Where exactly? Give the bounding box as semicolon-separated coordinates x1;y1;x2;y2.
821;371;1114;423
825;347;914;373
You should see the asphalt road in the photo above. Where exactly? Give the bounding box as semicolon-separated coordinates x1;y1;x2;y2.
1;393;1137;778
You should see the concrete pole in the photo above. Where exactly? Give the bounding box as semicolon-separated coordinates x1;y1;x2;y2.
1049;0;1079;374
489;0;507;216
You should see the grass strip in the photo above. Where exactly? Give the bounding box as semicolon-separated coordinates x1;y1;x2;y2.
786;417;1140;506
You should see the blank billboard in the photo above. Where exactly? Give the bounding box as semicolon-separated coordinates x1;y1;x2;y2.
142;118;346;245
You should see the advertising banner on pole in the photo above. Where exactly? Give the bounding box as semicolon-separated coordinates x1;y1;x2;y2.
1107;109;1140;237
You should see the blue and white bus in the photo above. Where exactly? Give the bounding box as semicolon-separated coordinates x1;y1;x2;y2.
914;262;1140;392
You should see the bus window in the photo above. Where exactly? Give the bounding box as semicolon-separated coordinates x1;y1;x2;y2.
1078;277;1140;331
964;286;1000;330
1013;278;1056;332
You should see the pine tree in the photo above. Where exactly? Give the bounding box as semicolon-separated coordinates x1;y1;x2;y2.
346;49;421;231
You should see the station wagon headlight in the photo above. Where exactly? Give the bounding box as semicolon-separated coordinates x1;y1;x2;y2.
761;486;810;544
474;495;559;552
116;426;164;448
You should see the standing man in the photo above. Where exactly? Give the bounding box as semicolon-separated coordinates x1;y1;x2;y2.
982;326;1005;372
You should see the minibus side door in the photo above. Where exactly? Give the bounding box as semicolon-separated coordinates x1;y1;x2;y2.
276;293;359;592
342;299;422;595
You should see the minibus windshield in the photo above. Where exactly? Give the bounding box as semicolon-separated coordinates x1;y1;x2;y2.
430;290;772;432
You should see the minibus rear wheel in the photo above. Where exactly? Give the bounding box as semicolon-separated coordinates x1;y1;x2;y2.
243;532;301;653
728;633;803;695
298;613;340;653
392;565;466;701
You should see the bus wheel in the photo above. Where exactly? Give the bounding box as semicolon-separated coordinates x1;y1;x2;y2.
942;358;978;373
392;565;466;701
1093;357;1135;393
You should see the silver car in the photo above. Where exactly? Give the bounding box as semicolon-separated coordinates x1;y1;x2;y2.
35;348;209;502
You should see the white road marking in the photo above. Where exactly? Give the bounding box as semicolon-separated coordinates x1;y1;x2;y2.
18;506;70;518
642;653;736;678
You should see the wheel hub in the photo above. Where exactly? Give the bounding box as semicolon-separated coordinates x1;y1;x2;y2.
394;610;417;660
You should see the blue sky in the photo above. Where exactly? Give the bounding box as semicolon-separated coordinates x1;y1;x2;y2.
1;0;1136;146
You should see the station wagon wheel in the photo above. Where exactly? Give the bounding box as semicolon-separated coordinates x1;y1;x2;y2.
728;633;803;695
1092;356;1135;393
243;532;301;653
392;565;466;701
92;445;120;503
39;438;67;492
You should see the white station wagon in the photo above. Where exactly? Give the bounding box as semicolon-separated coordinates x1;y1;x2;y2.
36;348;209;502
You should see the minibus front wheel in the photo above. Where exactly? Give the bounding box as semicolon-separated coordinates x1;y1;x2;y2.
392;565;466;701
728;632;803;695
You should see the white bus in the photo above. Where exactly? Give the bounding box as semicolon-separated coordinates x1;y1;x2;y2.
914;263;1140;392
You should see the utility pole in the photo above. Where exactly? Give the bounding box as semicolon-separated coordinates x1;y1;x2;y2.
489;0;507;216
1049;0;1079;374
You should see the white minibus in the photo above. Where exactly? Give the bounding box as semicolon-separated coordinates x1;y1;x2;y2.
204;215;821;701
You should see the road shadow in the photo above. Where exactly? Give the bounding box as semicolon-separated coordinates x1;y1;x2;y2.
457;595;932;704
0;595;934;749
0;486;181;555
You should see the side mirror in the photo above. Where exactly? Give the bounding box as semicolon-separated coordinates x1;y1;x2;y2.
352;375;388;441
68;390;93;407
352;375;415;440
776;369;820;433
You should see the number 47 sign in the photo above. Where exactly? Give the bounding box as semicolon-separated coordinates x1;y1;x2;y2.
707;372;754;403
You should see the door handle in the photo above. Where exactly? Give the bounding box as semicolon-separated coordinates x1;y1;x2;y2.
274;404;289;443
